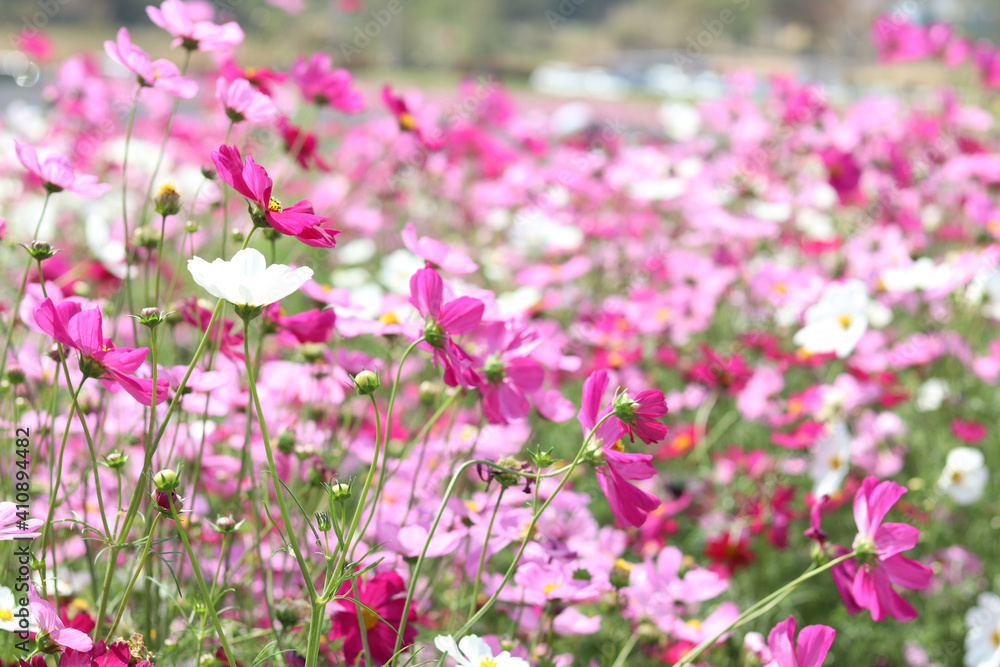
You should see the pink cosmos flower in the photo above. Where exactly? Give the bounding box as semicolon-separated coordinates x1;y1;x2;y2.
328;571;417;666
409;265;484;388
216;77;276;124
15;141;111;198
33;298;169;406
765;616;836;667
104;28;198;98
477;321;544;424
278;116;329;171
220;59;286;95
28;586;93;653
0;501;43;539
831;477;933;622
580;370;662;528
146;0;244;51
382;85;443;150
613;389;670;445
290;53;364;112
263;304;336;344
211;144;340;248
402;222;478;274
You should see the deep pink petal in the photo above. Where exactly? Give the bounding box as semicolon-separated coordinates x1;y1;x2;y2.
873;522;920;559
437;296;483;335
883;554;933;591
766;616;796;667
795;625;836;667
408;266;442;319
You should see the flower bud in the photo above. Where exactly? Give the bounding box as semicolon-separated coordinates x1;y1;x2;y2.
609;558;633;589
213;515;240;534
104;451;128;470
185;220;200;234
493;456;522;488
262;227;281;241
230;227;245;244
352;369;380;395
36;631;61;654
277;430;296;455
201;164;217;180
6;363;25;385
31;558;45;571
138;307;168;328
152;490;183;517
329;482;352;503
276;602;302;628
529;447;554;469
23;240;57;261
47;343;66;363
133;225;160;249
315;511;332;532
418;380;441;405
153;468;180;493
154;182;182;216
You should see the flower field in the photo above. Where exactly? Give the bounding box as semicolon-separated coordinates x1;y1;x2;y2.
0;5;998;667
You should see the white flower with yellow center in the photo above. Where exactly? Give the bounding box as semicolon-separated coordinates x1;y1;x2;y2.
435;635;529;667
938;447;989;506
0;585;38;633
965;592;1000;667
810;421;851;498
792;279;869;358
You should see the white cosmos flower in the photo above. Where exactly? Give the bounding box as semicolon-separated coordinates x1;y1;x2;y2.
0;584;38;633
810;421;852;498
938;447;989;506
434;634;529;667
187;248;313;307
792;279;869;358
881;257;953;292
965;592;1000;667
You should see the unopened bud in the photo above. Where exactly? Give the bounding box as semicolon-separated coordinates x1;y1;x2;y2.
277;430;296;455
104;451;128;470
493;456;522;488
213;515;240;534
153;468;180;492
609;558;633;589
185;220;200;234
418;380;441;404
133;225;160;249
201;164;217;180
230;227;245;244
6;363;25;385
315;511;332;532
154;182;182;216
329;482;352;503
138;307;168;328
352;369;380;395
23;240;57;261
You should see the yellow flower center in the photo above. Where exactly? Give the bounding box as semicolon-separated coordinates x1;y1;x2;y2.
398;112;416;132
610;439;625;453
543;582;561;596
0;608;13;621
157;182;179;199
613;558;633;572
838;314;852;329
607;350;625;368
774;282;787;295
829;455;842;469
152;68;160;80
245;67;258;78
268;197;283;212
685;618;702;632
479;660;497;667
992;628;1000;647
952;470;963;484
361;607;378;631
380;312;400;325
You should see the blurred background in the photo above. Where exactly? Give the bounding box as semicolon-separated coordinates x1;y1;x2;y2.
1;0;998;105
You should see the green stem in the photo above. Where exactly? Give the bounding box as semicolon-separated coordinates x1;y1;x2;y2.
169;496;237;666
467;486;505;617
105;513;161;641
0;192;51;386
121;86;142;341
153;213;168;306
670;551;857;667
242;319;317;603
609;631;639;667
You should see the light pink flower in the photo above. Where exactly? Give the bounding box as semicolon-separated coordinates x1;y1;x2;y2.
146;0;244;51
765;615;836;667
104;27;198;98
216;77;276;123
15;141;111;198
402;222;477;274
28;585;94;653
0;502;43;540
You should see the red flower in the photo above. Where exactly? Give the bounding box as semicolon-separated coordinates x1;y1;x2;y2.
329;572;417;666
704;530;756;575
686;344;753;393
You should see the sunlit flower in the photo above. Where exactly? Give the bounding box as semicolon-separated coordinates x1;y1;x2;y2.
15;141;111;198
793;280;869;358
965;592;1000;667
104;27;198;98
187;248;313;308
937;447;988;505
434;635;529;667
146;0;244;51
216;77;276;123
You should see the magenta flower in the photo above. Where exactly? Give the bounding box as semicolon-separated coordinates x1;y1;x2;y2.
211;144;340;248
216;77;276;124
290;53;364;112
104;27;198;98
146;0;244;51
831;477;933;622
33;298;169;406
612;389;670;445
28;586;93;653
15;141;111;198
402;222;477;274
580;370;662;528
766;615;836;667
409;265;483;388
382;85;443;150
477;322;544;424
